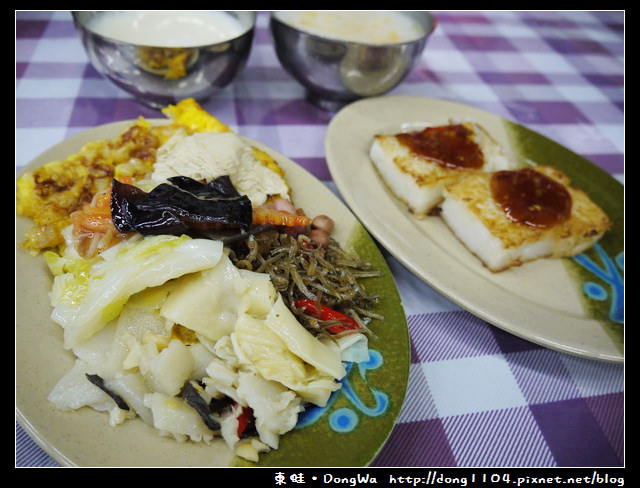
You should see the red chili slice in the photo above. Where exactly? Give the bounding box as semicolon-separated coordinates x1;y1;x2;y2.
294;299;360;334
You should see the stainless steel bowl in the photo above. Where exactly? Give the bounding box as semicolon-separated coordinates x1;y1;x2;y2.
270;11;436;111
72;11;256;109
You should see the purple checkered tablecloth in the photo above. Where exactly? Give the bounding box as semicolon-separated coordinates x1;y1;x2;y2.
16;11;624;468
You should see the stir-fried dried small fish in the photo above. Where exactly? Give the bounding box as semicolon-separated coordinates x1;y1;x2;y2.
229;230;382;336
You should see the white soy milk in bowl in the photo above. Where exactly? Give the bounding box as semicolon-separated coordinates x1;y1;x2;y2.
274;11;426;44
85;11;248;47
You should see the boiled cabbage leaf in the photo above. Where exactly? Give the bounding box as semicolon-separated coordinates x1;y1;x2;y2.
159;253;277;341
265;296;347;381
234;311;342;406
50;234;224;349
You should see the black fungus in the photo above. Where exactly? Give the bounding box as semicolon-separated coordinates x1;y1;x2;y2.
180;380;221;431
208;395;235;416
238;418;258;439
180;381;258;436
111;175;253;237
85;373;130;411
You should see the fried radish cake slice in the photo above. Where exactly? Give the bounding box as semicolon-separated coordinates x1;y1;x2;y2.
369;122;513;218
439;165;611;272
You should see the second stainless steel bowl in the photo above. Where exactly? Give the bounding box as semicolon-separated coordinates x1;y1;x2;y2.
270;11;437;111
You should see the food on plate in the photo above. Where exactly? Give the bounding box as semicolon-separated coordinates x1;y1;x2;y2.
440;165;612;272
15;121;166;252
17;99;382;463
151;129;290;207
15;101;289;255
369;120;612;272
369;121;513;218
110;175;254;237
229;230;382;337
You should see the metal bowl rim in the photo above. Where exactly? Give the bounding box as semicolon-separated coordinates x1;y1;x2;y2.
72;11;257;49
269;11;436;48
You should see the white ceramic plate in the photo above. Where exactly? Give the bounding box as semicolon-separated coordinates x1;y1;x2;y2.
15;120;409;467
326;95;623;362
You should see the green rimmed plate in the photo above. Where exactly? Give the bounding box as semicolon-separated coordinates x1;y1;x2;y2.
15;120;409;467
326;95;623;362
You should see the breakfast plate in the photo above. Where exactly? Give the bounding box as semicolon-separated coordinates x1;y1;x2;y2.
326;95;623;362
15;120;409;467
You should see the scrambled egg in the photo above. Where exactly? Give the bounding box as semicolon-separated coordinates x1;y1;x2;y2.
16;121;165;251
16;99;288;253
162;97;232;133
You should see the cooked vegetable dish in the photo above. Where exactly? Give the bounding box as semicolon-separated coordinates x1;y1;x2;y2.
16;99;382;463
